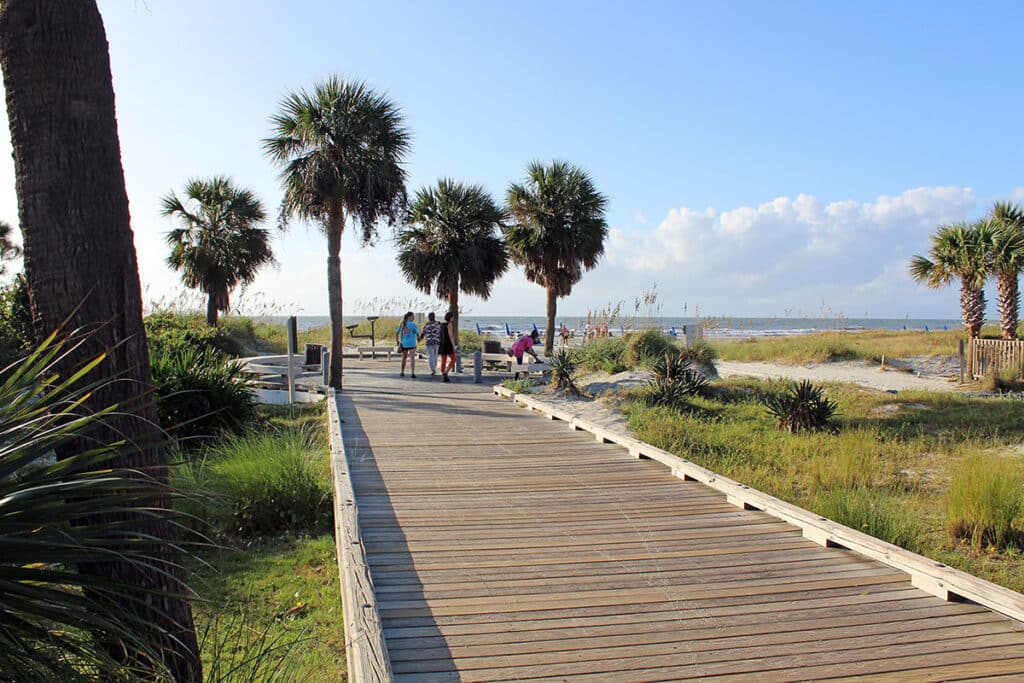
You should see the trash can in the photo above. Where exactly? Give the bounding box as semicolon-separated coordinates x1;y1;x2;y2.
305;344;324;365
483;340;502;354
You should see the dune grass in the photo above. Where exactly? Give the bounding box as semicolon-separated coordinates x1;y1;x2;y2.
624;377;1024;592
712;329;964;364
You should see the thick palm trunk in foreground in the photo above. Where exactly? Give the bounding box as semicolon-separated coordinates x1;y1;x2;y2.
0;1;200;678
327;203;345;387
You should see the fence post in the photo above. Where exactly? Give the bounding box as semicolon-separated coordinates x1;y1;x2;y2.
959;339;965;384
473;350;482;384
321;348;331;387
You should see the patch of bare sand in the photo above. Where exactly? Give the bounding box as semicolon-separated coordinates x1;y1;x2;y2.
716;359;958;393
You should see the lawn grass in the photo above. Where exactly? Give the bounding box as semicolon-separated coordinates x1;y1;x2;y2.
192;535;344;681
180;402;344;680
711;329;967;364
624;377;1024;592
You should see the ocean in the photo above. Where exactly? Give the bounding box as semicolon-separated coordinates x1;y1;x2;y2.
262;315;963;339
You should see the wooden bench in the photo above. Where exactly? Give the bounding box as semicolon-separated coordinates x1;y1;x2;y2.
357;346;394;360
479;352;547;375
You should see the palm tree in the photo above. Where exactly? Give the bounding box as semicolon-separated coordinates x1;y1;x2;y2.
0;0;200;677
505;160;609;353
909;220;993;339
264;77;410;388
161;176;274;325
396;179;508;346
989;202;1024;339
0;220;22;274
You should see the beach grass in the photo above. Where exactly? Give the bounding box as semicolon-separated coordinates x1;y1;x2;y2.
624;377;1024;592
710;329;965;364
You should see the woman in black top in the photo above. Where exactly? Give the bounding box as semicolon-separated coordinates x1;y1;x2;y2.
438;311;456;382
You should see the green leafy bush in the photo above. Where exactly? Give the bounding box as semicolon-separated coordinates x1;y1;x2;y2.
0;273;34;366
677;340;718;365
501;378;534;394
145;312;227;355
946;453;1023;548
623;328;675;368
764;380;837;433
150;346;256;444
577;336;627;373
181;430;331;536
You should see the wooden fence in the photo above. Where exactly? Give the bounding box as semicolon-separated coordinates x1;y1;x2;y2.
969;338;1024;380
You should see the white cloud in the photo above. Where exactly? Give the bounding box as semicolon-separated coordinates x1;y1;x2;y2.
607;186;983;317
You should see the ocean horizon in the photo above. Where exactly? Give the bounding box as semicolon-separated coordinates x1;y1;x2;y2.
255;315;964;339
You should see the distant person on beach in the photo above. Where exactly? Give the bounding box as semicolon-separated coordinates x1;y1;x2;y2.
438;311;457;382
560;323;570;346
510;330;541;379
601;323;609;337
419;312;441;375
395;311;419;378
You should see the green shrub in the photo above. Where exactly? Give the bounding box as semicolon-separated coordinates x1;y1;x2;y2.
946;453;1023;548
623;328;676;368
218;316;278;356
145;312;226;355
643;376;693;410
764;380;837;433
577;337;627;373
0;273;33;363
151;346;256;444
814;487;922;552
204;430;331;536
677;341;717;365
501;378;534;394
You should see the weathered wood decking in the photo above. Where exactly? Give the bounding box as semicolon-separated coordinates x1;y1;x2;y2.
331;362;1024;682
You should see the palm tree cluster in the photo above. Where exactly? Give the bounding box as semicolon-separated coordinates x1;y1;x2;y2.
397;163;608;357
910;202;1024;339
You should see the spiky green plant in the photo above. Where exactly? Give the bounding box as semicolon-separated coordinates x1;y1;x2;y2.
547;348;581;395
652;352;710;397
764;380;837;433
0;333;192;680
149;346;256;445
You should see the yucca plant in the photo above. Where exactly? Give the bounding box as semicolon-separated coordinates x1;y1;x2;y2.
547;348;581;395
643;376;694;410
0;333;193;680
764;380;838;433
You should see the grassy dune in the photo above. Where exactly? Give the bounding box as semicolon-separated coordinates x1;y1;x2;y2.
626;377;1024;593
711;329;964;364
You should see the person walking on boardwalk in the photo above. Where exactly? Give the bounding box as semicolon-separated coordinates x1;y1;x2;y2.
396;311;419;378
419;312;442;375
438;311;457;382
511;329;541;379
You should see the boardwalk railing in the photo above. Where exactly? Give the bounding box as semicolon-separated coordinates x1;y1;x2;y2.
327;389;393;683
970;338;1024;379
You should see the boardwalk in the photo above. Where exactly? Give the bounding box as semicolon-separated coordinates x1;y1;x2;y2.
333;361;1024;682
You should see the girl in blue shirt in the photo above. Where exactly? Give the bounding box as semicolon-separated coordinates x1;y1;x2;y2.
396;311;419;378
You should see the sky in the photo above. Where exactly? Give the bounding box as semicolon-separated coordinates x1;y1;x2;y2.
2;0;1023;320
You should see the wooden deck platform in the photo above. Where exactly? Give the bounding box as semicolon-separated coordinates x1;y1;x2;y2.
331;362;1024;682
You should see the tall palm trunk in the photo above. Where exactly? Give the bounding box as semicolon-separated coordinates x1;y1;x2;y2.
447;286;460;347
206;291;219;326
960;275;985;339
545;286;557;354
996;271;1019;339
326;202;345;387
0;1;200;679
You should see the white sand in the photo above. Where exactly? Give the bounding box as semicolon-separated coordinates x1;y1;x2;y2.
715;360;958;393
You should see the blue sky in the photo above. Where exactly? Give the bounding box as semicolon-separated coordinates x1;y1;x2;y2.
1;0;1022;319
